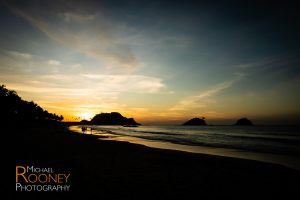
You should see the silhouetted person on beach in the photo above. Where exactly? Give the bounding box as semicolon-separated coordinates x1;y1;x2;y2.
81;126;87;133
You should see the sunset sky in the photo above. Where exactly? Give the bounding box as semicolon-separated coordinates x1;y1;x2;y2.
1;0;299;124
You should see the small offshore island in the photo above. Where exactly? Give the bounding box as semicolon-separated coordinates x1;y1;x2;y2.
234;117;253;126
182;117;207;125
182;117;254;126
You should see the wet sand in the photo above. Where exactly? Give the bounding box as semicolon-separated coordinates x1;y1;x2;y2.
14;124;300;199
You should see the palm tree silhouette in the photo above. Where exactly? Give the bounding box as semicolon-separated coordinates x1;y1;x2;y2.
0;85;64;124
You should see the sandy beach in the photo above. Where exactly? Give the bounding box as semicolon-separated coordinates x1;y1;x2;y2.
14;124;300;199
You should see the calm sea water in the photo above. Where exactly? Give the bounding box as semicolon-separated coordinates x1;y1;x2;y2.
69;125;300;169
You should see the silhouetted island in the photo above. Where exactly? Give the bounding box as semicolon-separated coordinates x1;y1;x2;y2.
80;119;90;125
91;112;141;126
234;118;253;126
182;117;207;125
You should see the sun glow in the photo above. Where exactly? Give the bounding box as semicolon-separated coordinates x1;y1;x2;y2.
78;112;95;120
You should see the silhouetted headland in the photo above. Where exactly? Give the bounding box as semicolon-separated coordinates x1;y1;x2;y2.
234;118;253;126
91;112;140;125
182;117;207;125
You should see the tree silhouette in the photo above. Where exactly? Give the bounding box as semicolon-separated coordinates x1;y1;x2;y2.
0;85;63;125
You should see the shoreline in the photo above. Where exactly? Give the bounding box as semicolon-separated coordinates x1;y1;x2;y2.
15;125;300;198
102;135;300;170
69;125;300;170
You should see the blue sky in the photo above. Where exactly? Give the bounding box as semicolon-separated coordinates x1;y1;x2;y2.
0;0;299;124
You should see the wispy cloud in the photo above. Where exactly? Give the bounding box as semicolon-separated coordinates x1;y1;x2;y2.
8;51;32;60
0;50;35;73
48;59;61;65
236;55;300;71
6;1;139;70
63;12;96;22
170;74;243;111
0;73;168;116
0;50;65;74
77;74;167;93
1;73;167;94
71;63;81;68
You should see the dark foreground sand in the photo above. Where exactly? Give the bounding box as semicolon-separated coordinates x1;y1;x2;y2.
14;124;300;199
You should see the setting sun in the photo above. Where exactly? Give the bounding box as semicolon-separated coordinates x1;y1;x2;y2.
78;112;95;121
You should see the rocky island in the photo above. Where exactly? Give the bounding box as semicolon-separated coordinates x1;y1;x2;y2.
182;117;207;125
90;112;141;126
234;118;253;126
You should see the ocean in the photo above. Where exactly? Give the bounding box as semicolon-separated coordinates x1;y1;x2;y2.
69;125;300;169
